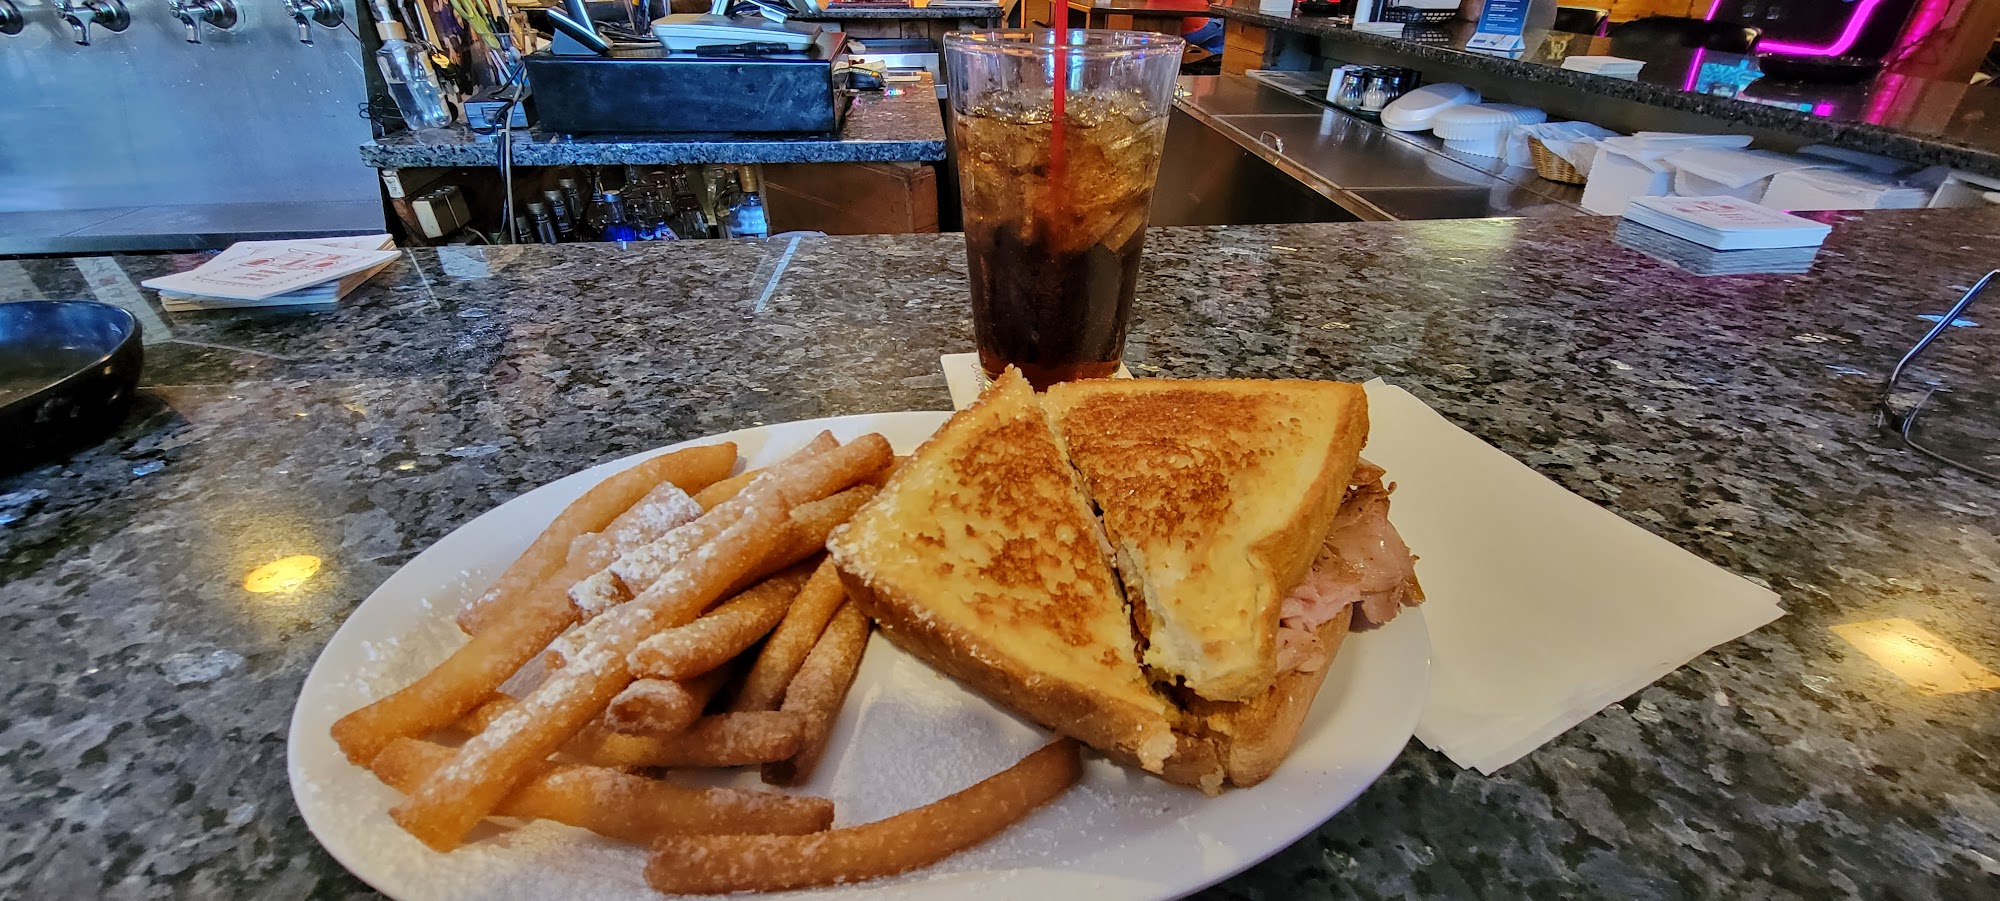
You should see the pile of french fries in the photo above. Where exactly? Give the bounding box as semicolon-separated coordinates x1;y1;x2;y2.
329;432;1081;895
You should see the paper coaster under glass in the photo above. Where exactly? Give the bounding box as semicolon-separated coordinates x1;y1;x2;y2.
940;352;1134;410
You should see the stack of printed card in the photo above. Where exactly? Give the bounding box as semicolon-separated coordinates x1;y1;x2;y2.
1616;196;1830;275
142;235;398;312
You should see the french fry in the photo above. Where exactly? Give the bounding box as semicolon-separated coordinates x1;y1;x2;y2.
646;739;1083;894
763;601;870;786
559;565;810;670
571;515;718;621
760;434;892;509
389;489;790;851
386;439;888;849
576;440;889;618
530;483;705;628
628;569;809;681
691;431;838;510
458;694;517;734
603;669;729;737
577;711;809;768
454;443;735;634
599;481;706;553
459;697;808;768
754;485;877;580
330;551;588;767
368;738;835;842
863;454;909;488
330;453;724;767
731;558;849;712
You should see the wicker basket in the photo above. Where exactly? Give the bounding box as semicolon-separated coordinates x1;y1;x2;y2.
1528;137;1586;185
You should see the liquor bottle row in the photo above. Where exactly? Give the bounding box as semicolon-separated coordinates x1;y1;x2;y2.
510;164;768;245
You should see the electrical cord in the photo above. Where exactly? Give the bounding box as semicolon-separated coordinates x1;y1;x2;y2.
481;60;529;243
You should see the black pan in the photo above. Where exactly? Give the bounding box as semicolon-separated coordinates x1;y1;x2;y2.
0;300;144;473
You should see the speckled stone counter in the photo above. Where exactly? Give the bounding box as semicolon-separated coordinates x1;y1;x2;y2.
360;78;945;169
1208;0;2000;179
4;210;2000;898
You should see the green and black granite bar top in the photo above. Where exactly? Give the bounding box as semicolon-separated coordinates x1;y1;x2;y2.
3;210;1998;898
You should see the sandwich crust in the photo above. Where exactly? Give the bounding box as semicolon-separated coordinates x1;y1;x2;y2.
1199;604;1354;786
838;571;1179;771
1043;379;1368;701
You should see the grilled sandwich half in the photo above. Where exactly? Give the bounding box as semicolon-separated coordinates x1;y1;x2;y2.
829;369;1421;790
826;367;1180;771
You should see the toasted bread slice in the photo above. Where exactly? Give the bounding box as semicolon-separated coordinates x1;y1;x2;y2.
827;368;1181;772
1043;379;1368;701
1192;604;1353;787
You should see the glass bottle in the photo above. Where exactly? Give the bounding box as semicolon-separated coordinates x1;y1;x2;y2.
527;201;559;244
558;177;588;235
543;189;577;242
700;165;731;233
374;20;453;131
669;169;710;239
600;190;640;244
723;166;769;239
581;191;610;237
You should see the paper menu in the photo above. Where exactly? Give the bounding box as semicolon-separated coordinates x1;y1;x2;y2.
142;236;399;301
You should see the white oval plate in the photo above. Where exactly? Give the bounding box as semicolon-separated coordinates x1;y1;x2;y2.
288;412;1431;901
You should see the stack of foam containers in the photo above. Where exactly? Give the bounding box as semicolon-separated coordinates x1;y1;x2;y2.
1432;104;1550;158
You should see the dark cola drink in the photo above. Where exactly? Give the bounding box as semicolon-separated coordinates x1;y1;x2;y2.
945;31;1182;390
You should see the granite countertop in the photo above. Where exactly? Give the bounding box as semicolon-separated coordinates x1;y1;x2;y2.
1208;0;2000;179
360;78;945;169
5;211;2000;898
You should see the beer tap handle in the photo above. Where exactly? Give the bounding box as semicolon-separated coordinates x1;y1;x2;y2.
170;0;238;43
57;0;130;45
285;0;343;44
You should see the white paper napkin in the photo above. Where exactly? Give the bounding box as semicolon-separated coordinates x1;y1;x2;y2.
936;358;1783;773
1361;380;1781;772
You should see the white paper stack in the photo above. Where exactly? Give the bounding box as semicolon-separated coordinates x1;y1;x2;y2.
144;235;399;312
939;355;1787;774
1665;148;1828;201
1759;167;1932;212
1580;133;1753;214
1561;54;1646;79
1624;195;1832;249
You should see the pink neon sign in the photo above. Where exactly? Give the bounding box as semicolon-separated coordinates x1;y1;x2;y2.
1703;0;1890;57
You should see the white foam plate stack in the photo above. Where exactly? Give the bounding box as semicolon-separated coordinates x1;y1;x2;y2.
1433;103;1549;158
1379;83;1481;132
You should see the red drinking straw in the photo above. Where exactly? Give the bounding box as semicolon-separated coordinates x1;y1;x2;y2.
1049;31;1068;197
